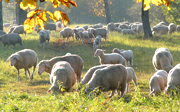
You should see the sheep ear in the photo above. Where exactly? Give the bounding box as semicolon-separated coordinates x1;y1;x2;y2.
102;50;106;52
47;89;51;93
14;55;20;60
45;63;51;67
7;56;11;61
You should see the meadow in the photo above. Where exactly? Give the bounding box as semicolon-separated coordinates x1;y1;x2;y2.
0;24;180;111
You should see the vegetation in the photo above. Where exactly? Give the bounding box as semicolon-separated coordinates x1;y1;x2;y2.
0;25;180;111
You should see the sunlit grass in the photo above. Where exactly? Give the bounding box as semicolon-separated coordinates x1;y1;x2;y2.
0;26;180;111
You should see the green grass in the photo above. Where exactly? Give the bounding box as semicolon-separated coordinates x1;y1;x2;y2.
0;26;180;111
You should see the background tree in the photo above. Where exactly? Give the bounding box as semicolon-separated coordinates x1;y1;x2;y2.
104;0;111;24
0;0;3;30
16;0;27;25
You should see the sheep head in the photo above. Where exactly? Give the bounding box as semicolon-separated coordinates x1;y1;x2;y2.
94;49;105;57
37;61;51;75
7;54;20;66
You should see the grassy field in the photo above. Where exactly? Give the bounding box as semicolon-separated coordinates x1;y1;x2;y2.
0;25;180;111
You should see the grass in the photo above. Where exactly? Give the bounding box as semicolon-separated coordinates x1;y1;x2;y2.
0;26;180;111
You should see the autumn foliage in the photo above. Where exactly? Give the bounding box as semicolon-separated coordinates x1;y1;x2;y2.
4;0;77;33
137;0;174;11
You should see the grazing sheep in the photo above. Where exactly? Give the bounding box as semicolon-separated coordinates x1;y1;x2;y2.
45;24;56;31
38;30;51;49
59;27;74;42
11;25;26;35
112;48;133;67
122;29;136;35
72;27;85;41
37;54;84;83
86;64;128;97
47;61;76;95
93;35;102;50
168;23;176;34
166;64;180;95
7;49;38;81
0;33;23;48
152;25;168;35
90;28;108;41
125;67;138;93
176;25;180;32
107;22;115;31
149;70;168;96
152;47;173;73
3;23;11;27
0;30;6;36
79;31;89;43
83;25;88;30
114;27;122;33
94;49;127;66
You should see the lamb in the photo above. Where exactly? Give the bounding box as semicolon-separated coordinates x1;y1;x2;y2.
149;70;168;96
93;35;102;50
59;27;74;42
122;29;136;35
72;27;85;41
94;49;127;66
0;30;6;36
86;64;128;97
152;47;173;73
112;48;133;67
107;22;115;31
168;23;176;34
11;25;26;35
38;30;51;49
45;24;56;31
7;49;38;81
37;54;84;83
125;67;138;92
47;61;76;95
79;31;89;43
90;28;108;41
0;33;23;48
165;64;180;95
152;25;168;35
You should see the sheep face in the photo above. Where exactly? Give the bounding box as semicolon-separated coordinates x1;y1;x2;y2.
47;86;60;95
37;62;51;75
59;31;64;37
7;55;19;66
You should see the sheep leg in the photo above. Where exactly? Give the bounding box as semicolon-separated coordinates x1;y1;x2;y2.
133;78;138;86
17;70;20;81
126;82;130;93
30;66;36;80
130;58;133;67
120;83;126;97
27;69;31;79
109;90;115;97
24;69;28;80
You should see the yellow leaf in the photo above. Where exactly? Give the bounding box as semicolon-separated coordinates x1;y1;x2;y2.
46;11;58;23
50;0;60;8
60;11;70;26
144;0;151;11
39;11;47;22
36;16;45;30
136;0;142;3
27;11;36;18
54;10;61;20
24;17;35;33
20;2;28;10
4;0;10;3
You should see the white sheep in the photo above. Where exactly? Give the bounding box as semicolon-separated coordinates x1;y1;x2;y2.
107;22;115;31
11;25;26;35
83;25;88;30
166;64;180;95
152;47;173;73
45;24;56;31
125;67;138;93
149;70;168;96
65;53;72;56
122;29;136;35
86;64;128;97
93;35;102;50
7;49;38;81
56;21;63;29
79;31;89;43
176;25;180;32
0;33;23;48
72;27;85;41
38;30;51;49
90;28;108;41
152;25;168;35
94;49;127;66
47;61;76;95
112;48;133;67
168;23;176;34
59;27;74;42
114;27;122;33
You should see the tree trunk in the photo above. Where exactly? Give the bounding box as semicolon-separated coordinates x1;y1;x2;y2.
0;0;3;30
104;0;111;24
16;0;27;25
141;0;152;38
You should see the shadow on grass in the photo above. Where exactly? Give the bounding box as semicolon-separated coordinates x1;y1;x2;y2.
29;80;50;86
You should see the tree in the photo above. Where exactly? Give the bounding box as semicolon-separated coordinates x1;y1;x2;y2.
104;0;111;24
0;0;3;30
16;0;27;25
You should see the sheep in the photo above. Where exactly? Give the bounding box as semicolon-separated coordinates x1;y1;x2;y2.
37;54;84;83
152;25;168;35
90;28;108;41
152;47;173;73
168;23;176;34
122;29;136;35
107;22;115;31
75;25;79;28
176;25;180;32
7;49;38;81
56;21;63;29
119;24;130;29
45;24;56;31
114;27;122;33
65;53;72;56
59;27;74;42
87;28;95;41
11;25;26;35
112;48;133;67
0;33;23;48
125;67;138;93
0;30;6;36
93;35;102;50
89;23;103;29
78;31;89;43
156;21;168;26
165;64;180;95
149;70;168;96
94;49;127;66
72;27;85;41
47;61;77;95
83;25;88;30
38;30;51;49
86;64;128;97
114;23;121;27
3;23;11;27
